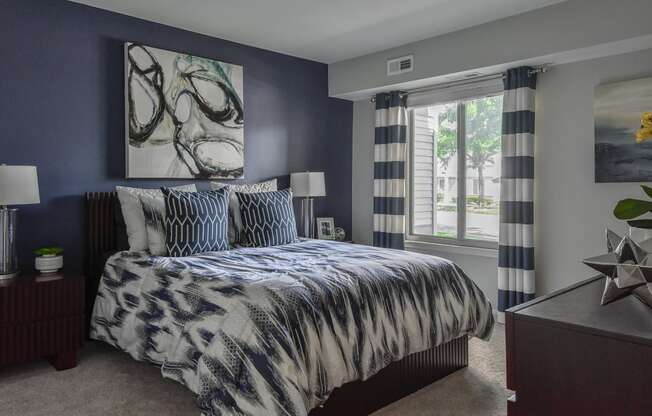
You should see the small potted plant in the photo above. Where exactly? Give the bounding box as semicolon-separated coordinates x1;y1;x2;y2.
613;185;652;244
34;246;64;274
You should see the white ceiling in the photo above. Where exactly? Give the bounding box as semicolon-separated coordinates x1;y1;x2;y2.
69;0;564;63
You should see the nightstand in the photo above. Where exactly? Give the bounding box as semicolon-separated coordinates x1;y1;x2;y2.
0;272;84;371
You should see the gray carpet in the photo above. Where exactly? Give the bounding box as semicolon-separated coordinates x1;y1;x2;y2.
0;325;506;416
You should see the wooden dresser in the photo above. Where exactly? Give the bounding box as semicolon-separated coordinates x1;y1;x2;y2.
506;275;652;415
0;273;85;370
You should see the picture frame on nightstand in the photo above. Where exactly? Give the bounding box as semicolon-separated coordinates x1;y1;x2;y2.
316;217;335;240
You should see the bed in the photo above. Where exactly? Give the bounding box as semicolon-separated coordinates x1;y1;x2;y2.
85;192;494;416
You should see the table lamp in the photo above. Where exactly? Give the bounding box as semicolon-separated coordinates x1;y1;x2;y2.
290;171;325;238
0;165;40;280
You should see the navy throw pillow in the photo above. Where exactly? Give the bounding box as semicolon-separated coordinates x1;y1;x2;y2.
236;189;299;247
162;188;230;257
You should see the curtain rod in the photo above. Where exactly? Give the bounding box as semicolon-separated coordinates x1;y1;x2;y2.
369;66;549;102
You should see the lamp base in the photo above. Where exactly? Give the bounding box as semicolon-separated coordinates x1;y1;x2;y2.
0;270;19;281
1;207;19;278
300;198;315;238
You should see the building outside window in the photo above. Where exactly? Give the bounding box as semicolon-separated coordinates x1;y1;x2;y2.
408;81;503;249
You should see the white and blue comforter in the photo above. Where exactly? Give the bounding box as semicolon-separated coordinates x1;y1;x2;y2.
91;240;494;416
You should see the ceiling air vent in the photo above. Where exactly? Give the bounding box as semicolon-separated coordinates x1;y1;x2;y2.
387;55;413;76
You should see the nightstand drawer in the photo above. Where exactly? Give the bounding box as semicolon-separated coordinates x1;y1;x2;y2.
0;315;84;366
0;275;84;324
0;273;85;370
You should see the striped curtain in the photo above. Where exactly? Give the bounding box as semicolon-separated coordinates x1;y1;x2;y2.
498;67;537;314
373;91;408;249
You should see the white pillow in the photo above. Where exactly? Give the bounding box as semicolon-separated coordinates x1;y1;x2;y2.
116;184;196;252
210;179;278;244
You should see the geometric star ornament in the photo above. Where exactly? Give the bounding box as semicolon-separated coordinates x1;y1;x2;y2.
582;229;652;307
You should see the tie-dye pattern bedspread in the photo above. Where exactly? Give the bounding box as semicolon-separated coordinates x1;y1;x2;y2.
90;239;494;416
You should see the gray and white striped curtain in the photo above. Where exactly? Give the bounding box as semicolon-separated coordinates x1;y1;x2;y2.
373;91;408;249
498;67;537;313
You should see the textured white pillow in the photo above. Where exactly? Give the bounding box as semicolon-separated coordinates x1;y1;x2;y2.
210;179;278;244
116;184;196;252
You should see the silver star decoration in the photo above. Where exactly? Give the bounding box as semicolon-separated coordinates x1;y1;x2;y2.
583;229;652;306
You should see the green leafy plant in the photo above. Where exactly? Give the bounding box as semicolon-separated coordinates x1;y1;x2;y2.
437;96;502;203
613;185;652;229
33;246;64;256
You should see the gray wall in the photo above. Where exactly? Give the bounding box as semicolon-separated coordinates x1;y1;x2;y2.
330;0;652;100
534;48;652;294
352;101;375;246
352;48;652;307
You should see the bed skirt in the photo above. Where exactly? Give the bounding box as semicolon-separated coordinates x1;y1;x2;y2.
310;336;468;415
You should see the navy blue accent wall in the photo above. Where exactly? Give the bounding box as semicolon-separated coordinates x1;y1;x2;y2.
0;0;352;272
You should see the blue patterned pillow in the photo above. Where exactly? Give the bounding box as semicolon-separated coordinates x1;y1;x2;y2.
162;188;230;257
236;189;299;247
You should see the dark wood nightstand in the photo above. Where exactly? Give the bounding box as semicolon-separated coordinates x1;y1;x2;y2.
0;272;84;371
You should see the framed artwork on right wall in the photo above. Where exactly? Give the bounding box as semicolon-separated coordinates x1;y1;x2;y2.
595;77;652;182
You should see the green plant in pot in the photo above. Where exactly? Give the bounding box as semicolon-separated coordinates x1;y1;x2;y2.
613;185;652;229
34;246;64;274
614;185;652;246
34;247;64;257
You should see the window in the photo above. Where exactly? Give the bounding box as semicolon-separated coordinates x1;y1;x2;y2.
407;84;503;249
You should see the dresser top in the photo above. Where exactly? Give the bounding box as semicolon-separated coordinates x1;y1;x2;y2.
510;276;652;346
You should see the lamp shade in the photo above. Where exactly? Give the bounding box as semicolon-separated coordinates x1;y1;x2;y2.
0;165;40;206
290;171;326;197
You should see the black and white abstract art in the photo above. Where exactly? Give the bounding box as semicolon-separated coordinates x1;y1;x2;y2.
595;77;652;182
125;43;244;179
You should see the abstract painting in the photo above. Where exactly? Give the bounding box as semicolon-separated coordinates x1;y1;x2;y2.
125;43;244;179
595;77;652;182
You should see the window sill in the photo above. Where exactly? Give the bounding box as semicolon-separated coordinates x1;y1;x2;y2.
404;239;498;259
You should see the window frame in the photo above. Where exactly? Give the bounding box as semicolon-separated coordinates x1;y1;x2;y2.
405;79;504;251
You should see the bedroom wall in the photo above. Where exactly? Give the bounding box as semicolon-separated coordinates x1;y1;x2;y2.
329;0;652;99
351;47;652;307
534;48;652;295
0;0;352;273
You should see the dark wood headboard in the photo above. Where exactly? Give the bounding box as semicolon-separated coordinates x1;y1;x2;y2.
84;192;124;330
